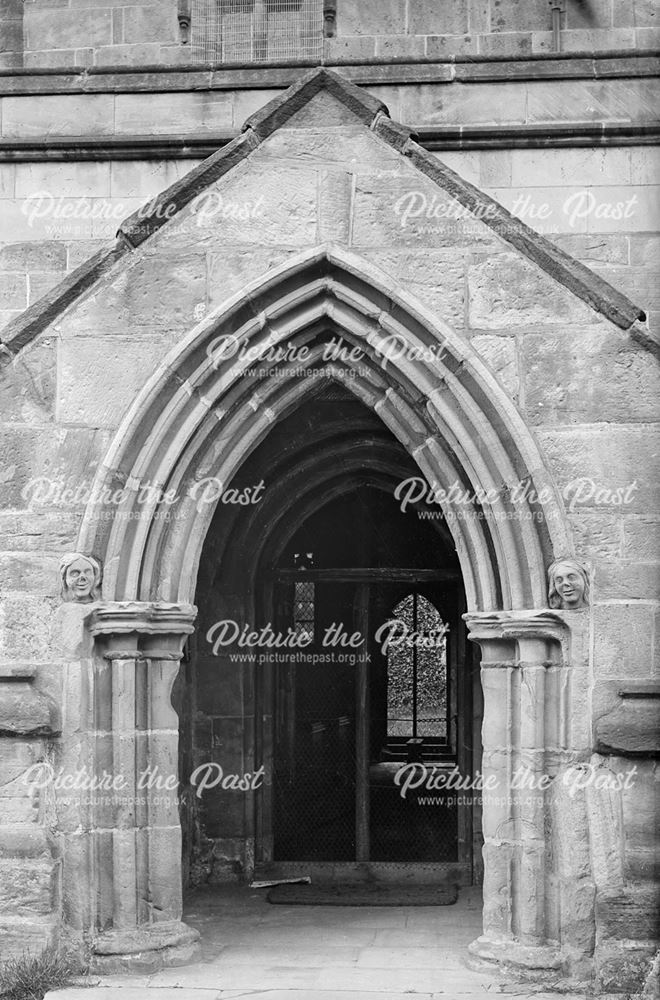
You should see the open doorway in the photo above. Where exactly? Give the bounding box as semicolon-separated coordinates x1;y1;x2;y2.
182;384;482;888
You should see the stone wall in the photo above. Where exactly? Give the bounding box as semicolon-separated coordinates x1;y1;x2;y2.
1;0;658;68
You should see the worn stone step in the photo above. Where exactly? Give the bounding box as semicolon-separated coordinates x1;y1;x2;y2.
43;989;599;1000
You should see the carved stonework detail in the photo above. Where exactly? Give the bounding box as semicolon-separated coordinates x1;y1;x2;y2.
547;558;590;610
59;552;102;603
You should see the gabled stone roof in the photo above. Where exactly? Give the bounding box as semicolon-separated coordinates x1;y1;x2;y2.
0;66;648;364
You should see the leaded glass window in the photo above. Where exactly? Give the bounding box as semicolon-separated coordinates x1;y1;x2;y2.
386;593;448;739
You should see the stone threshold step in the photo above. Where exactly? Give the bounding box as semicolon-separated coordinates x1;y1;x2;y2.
43;988;600;1000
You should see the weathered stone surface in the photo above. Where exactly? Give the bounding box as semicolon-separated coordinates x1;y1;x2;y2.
510;148;632;190
1;245;128;356
375;34;426;58
597;884;660;941
61;251;206;337
0;594;60;662
0;273;27;310
25;8;112;50
549;773;596;954
594;682;660;755
2;95;116;138
57;335;174;427
0;858;58;915
114;92;232;136
15;161;111;201
109;161;193;201
0;242;67;271
520;326;660;424
282;89;378;131
0;335;56;423
468;253;598;329
489;0;554;31
29;272;69;307
319;169;352;244
479;32;533;56
352;173;501;250
121;4;178;45
154;165;318;251
0;552;60;595
337;0;406;36
592;604;656;680
471;335;519;400
324;34;377;61
0;739;49;823
252;125;394;169
206;247;299;311
595;939;657;993
0;681;57;736
621;759;659;882
93;41;164;67
245;69;386;138
408;0;468;34
362;248;466;328
560;27;636;51
0;823;50;858
567;510;622;561
551;234;629;265
590;557;660;603
630;235;660;267
0;915;57;959
623;516;660;560
65;240;112;269
0;511;80;552
537;426;660;516
527;79;660;125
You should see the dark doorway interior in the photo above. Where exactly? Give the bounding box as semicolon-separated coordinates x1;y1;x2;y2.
269;491;468;872
182;383;482;888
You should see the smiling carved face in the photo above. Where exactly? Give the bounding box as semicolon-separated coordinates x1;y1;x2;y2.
551;562;586;609
64;557;96;603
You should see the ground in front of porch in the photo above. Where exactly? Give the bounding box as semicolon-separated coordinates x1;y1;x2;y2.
44;884;597;999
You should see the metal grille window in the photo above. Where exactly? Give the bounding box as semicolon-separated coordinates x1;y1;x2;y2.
293;580;315;643
190;0;323;63
386;593;448;739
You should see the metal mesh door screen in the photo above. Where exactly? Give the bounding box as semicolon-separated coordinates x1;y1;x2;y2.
272;580;459;864
274;580;357;861
190;0;323;63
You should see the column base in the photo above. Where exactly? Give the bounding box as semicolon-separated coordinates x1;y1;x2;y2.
90;920;201;974
467;935;564;983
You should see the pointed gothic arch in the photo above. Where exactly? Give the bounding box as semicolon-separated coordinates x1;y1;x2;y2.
78;245;573;613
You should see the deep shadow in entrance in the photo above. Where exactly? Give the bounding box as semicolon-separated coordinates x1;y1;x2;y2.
178;384;483;889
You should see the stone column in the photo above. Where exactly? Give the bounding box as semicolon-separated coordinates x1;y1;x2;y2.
465;610;572;977
85;602;201;973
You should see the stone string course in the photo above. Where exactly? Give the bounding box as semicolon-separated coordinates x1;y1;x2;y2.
1;0;659;69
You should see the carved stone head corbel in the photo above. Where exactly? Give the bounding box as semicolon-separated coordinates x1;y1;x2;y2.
59;552;102;603
547;557;590;610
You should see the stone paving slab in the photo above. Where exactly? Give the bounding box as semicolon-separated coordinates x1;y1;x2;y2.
42;989;605;1000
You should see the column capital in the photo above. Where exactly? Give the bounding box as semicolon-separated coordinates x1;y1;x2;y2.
464;608;569;644
87;601;197;638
